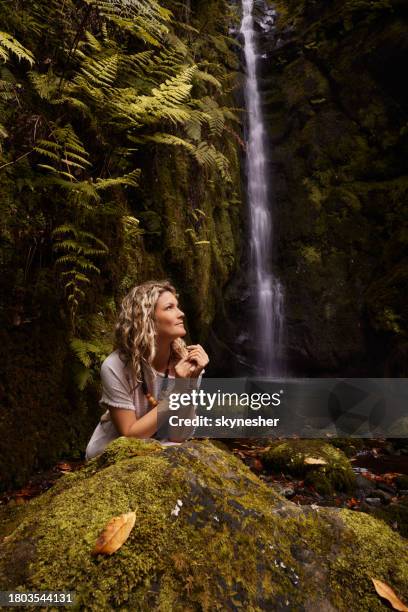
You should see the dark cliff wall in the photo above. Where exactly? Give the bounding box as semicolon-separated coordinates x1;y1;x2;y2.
208;0;407;377
262;0;408;375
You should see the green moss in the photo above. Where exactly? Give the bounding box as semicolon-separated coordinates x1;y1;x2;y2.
370;498;408;538
330;510;408;611
0;440;407;611
300;245;321;266
327;437;366;458
262;439;356;494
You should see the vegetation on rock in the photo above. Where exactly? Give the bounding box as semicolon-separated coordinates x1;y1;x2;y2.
0;439;407;611
262;439;356;495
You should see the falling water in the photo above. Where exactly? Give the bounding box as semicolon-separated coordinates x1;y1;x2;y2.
240;0;285;376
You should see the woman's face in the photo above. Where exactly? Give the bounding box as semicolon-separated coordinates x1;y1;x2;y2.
154;291;186;340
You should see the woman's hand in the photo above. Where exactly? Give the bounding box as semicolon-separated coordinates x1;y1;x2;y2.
174;344;209;378
174;355;196;378
186;344;209;378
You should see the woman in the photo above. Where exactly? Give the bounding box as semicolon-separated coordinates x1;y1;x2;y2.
85;280;209;460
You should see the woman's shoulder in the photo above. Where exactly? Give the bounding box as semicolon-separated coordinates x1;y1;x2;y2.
101;349;128;374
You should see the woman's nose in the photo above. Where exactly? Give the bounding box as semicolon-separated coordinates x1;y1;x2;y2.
177;308;184;318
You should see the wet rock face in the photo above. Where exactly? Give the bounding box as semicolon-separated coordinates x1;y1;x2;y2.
218;0;407;376
1;438;407;610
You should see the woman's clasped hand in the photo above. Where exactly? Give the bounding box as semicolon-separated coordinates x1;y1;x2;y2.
175;345;209;378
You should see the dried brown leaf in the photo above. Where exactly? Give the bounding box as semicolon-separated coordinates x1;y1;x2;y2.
372;578;408;611
304;457;327;465
92;511;136;556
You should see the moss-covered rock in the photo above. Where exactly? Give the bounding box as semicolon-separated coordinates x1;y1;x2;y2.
369;496;408;539
327;437;367;458
262;439;356;494
1;439;407;611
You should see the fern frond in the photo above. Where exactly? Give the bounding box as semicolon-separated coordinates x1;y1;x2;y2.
132;132;195;154
35;125;92;178
52;224;78;238
37;163;59;173
0;73;16;102
76;256;101;274
194;141;231;181
150;66;196;105
0;31;34;66
53;239;81;252
28;69;59;100
194;70;222;90
80;53;119;88
95;168;141;191
83;31;103;53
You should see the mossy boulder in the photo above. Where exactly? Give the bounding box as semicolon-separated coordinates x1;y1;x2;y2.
327;437;367;458
1;439;407;611
262;439;356;495
370;496;408;539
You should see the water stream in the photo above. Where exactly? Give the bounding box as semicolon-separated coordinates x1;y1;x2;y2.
240;0;285;376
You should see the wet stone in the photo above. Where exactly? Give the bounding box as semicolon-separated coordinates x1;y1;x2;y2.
365;497;382;506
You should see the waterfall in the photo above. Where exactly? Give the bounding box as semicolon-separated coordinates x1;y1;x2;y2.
240;0;285;376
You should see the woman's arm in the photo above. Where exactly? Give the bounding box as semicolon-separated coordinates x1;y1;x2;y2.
108;405;158;438
108;348;209;440
109;378;200;440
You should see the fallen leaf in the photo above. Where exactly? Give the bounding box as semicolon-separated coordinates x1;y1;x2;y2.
57;462;73;472
92;511;136;556
372;578;408;611
304;457;327;465
251;459;264;472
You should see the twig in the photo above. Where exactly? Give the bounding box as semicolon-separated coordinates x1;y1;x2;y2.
0;149;33;170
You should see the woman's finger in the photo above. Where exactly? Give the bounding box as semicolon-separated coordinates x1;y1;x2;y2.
188;351;208;365
187;344;204;352
177;355;190;364
187;348;204;359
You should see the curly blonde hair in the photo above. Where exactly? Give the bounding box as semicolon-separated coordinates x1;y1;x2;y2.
114;280;187;383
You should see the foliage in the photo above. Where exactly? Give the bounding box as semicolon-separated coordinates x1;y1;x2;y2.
0;0;241;337
70;337;111;390
0;31;34;65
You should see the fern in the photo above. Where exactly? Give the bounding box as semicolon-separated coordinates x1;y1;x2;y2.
35;124;92;181
194;70;222;90
95;168;141;191
0;71;16;102
70;337;111;390
28;69;60;101
1;0;242;338
78;52;119;88
194;142;231;181
0;31;34;66
52;224;109;329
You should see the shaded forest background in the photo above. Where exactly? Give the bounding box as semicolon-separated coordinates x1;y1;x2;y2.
1;0;407;491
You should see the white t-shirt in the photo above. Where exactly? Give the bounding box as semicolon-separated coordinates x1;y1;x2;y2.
85;350;203;460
